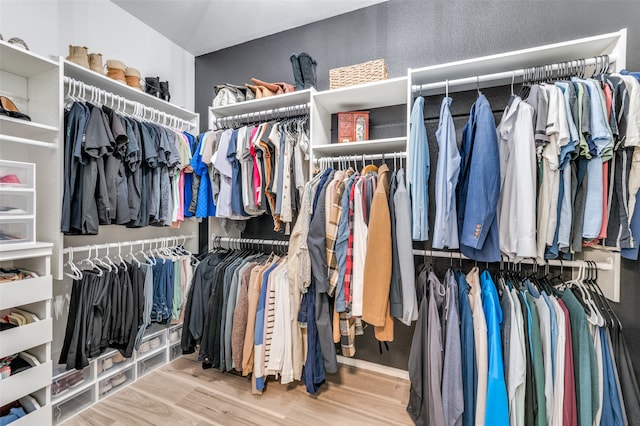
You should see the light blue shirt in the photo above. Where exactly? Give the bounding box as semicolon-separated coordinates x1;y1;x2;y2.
433;97;461;249
408;96;430;241
480;270;509;425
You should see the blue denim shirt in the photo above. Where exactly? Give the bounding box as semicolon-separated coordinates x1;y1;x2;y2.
458;95;501;262
433;97;461;249
408;96;430;241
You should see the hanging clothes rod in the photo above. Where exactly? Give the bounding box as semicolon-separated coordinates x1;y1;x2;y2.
214;103;310;125
314;151;406;165
412;249;613;271
63;77;196;132
62;235;194;255
211;236;289;250
411;54;617;94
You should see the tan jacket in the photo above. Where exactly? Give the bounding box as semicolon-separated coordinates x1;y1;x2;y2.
362;164;394;341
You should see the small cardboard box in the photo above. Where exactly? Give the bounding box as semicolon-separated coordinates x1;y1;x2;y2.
337;111;369;143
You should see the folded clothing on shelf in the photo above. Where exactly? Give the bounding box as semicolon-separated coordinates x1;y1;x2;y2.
0;207;27;215
52;369;85;397
0;268;38;283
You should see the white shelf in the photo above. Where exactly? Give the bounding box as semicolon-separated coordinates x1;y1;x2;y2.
0;276;51;310
0;361;52;406
0;116;59;141
410;29;626;86
313;137;407;156
312;77;407;113
0;213;34;220
210;88;315;118
0;187;35;193
0;40;58;77
0;241;52;260
63;60;198;121
0;318;52;358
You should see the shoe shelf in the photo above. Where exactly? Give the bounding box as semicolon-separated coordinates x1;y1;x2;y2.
51;323;185;424
209;88;315;120
0;116;59;148
0;41;58;78
0;243;52;425
63;60;198;122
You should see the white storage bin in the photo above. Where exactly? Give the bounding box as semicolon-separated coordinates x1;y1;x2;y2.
137;350;167;378
0;160;35;190
53;386;94;425
0;191;34;216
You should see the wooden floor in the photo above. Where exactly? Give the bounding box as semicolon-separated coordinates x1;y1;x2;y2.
62;354;413;425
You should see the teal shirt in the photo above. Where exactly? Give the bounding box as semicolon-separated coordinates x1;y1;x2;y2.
522;289;546;426
562;288;599;426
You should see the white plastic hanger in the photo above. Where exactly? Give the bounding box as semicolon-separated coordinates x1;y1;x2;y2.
64;247;83;280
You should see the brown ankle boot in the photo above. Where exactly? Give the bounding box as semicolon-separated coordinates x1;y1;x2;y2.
88;53;104;74
125;68;142;90
106;59;126;84
66;45;89;69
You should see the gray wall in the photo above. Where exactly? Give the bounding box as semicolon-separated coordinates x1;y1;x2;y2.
195;0;640;374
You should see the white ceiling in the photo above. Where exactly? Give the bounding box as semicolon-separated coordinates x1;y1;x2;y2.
112;0;388;56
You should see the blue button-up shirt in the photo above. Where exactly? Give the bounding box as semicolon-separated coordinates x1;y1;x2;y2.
408;96;430;241
433;97;461;249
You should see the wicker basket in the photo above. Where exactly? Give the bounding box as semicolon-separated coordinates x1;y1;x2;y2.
329;59;388;89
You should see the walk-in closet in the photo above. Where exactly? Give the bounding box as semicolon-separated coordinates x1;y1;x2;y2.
1;1;640;425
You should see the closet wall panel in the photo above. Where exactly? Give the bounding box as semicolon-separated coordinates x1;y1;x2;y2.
195;0;640;375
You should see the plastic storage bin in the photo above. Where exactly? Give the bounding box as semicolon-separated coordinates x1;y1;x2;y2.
98;366;133;399
137;350;167;378
0;191;34;216
53;386;94;425
0;218;34;246
51;365;93;402
0;160;35;190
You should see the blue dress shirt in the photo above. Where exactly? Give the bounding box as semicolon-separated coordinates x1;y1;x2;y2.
433;97;461;249
481;270;509;425
408;96;430;241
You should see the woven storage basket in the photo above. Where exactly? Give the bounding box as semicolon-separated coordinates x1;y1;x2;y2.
329;59;388;89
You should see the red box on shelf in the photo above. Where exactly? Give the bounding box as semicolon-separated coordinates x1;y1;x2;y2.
337;111;369;143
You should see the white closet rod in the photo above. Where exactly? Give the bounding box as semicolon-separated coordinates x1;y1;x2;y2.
214;103;310;125
412;249;613;271
314;151;406;164
63;77;196;132
411;55;616;94
62;235;193;255
0;134;57;149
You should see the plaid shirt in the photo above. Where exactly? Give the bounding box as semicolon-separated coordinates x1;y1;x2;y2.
344;176;359;311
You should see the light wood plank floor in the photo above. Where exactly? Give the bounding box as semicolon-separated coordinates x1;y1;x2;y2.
62;354;413;425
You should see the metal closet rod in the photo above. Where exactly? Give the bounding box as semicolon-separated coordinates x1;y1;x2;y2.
63;77;196;131
314;151;407;165
411;54;617;93
211;236;289;249
214;103;310;124
62;235;194;254
412;249;613;271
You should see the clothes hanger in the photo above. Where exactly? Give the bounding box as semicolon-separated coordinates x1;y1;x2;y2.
138;240;156;265
115;244;128;272
102;244;119;272
78;246;103;277
64;247;84;280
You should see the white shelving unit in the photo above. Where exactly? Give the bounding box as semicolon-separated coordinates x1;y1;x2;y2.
51;323;183;425
0;243;54;425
